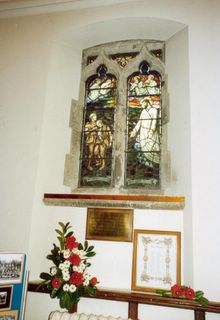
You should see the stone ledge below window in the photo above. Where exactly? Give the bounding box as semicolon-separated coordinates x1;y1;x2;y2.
43;193;185;210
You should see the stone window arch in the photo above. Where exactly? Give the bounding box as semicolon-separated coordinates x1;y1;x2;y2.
64;40;169;193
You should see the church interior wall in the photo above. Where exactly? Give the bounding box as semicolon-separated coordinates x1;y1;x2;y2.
0;1;220;319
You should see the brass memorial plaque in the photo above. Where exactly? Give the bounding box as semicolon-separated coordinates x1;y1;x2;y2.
86;208;133;242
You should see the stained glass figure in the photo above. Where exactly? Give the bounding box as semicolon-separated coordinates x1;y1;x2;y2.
80;65;117;187
86;65;116;108
126;62;162;188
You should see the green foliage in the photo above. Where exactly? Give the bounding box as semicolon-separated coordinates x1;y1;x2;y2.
50;289;58;299
84;240;88;250
40;272;52;281
39;222;97;312
87;284;96;297
85;251;96;257
78;243;83;250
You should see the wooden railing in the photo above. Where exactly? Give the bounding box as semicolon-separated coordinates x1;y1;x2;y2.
28;281;220;320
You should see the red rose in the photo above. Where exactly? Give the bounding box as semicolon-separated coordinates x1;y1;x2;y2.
171;284;184;297
67;253;81;266
66;236;78;251
185;287;195;300
51;277;61;289
90;277;98;286
69;271;83;286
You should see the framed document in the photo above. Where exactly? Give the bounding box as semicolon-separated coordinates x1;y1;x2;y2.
86;208;133;242
132;229;181;292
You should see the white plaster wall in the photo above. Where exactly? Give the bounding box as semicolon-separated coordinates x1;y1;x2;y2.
189;4;220;301
166;28;193;285
1;1;220;320
0;16;52;252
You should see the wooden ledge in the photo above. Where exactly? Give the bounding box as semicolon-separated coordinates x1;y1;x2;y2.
43;193;185;210
28;281;220;314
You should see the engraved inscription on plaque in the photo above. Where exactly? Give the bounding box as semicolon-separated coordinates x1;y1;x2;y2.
86;208;133;242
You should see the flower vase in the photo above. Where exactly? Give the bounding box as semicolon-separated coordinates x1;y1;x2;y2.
68;303;78;314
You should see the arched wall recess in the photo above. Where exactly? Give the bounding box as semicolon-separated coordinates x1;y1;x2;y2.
60;17;189;199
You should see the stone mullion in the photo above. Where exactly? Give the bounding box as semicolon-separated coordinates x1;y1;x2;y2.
113;73;127;190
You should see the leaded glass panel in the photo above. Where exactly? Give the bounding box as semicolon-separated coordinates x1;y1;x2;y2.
79;65;116;187
126;62;162;188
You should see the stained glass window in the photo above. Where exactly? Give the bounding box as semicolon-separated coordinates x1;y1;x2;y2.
79;65;117;187
72;41;167;192
126;62;162;188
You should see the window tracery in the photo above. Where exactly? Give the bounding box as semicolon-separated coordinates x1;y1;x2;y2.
64;40;169;193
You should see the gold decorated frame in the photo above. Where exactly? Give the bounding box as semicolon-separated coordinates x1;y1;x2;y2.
86;208;133;242
132;229;181;292
0;310;18;320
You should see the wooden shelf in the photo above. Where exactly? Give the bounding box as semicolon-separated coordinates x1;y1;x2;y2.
43;193;185;210
28;281;220;320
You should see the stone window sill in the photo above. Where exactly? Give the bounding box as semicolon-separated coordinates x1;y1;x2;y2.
43;193;185;210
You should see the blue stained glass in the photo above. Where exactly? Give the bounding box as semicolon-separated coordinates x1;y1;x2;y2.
97;65;107;79
86;68;117;108
140;62;149;75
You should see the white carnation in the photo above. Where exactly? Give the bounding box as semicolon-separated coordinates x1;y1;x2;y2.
63;250;71;259
69;284;76;293
83;273;91;280
79;262;86;271
83;279;89;286
63;273;70;281
77;265;86;273
62;268;69;275
64;260;71;268
78;250;85;258
83;271;89;278
50;267;57;276
59;263;65;270
73;266;79;272
63;284;69;292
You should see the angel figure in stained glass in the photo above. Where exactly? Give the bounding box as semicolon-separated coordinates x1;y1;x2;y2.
129;74;160;96
87;75;116;103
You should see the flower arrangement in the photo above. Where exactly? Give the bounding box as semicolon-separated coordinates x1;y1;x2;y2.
156;284;208;307
39;222;98;312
